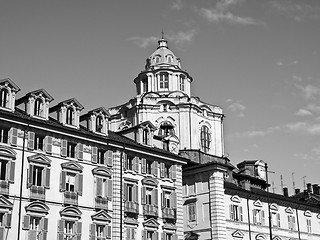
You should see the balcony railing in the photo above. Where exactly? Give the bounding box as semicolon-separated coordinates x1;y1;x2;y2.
124;201;139;214
95;197;108;210
162;207;176;219
64;191;78;205
143;204;158;217
0;180;9;195
29;185;45;200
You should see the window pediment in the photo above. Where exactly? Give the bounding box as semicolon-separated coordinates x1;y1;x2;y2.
270;203;278;211
273;236;282;240
0;195;13;209
0;78;20;92
0;146;16;160
253;200;263;208
61;161;83;172
60;206;82;218
232;230;244;238
230;195;241;203
256;234;266;240
143;218;160;228
304;210;312;217
25;201;49;214
91;210;111;222
92;167;112;177
28;153;51;166
28;89;54;102
142;177;158;186
285;206;293;214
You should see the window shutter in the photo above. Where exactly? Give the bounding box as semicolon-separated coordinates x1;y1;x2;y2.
153;188;158;206
152;161;158;177
106;179;112;199
27;165;34;188
91;146;97;163
123;183;128;201
141;186;146;204
239;206;243;221
89;224;96;237
134;157;139;173
170;165;177;180
133;185;138;203
41;218;49;231
142;230;147;240
105;225;111;238
43;168;50;188
22;215;30;230
253;209;257;224
171;192;177;209
0;227;4;240
4;213;11;228
153;231;158;240
230;205;234;220
60;171;66;192
77;143;84;161
261;210;265;225
141;158;146;174
29;230;37;239
161;232;165;240
96;177;103;197
106;150;113;167
10;127;18;146
61;139;67;157
76;221;82;236
122;153;127;170
160;163;165;178
8;161;15;183
173;233;178;240
277;213;280;227
45;136;53;154
77;174;83;196
28;131;35;150
40;231;48;240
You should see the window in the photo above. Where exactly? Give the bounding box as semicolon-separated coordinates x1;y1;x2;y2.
253;209;265;225
163;233;177;240
0;159;14;183
67;142;76;158
142;230;158;240
200;125;211;153
188;203;196;222
162;191;177;210
141;186;158;206
60;170;83;196
66;107;75;125
179;75;185;91
96;116;103;133
97;149;106;165
158;122;174;138
288;215;296;230
164;164;170;178
141;159;158;176
155;56;160;63
22;215;48;240
272;212;280;227
230;205;243;222
0;126;9;144
146;161;152;175
57;219;82;240
34;98;43;117
143;129;150;145
123;182;139;214
89;223;111;239
126;227;136;240
96;177;112;199
159;73;169;89
143;79;148;93
0;89;8;108
306;218;312;233
92;148;113;166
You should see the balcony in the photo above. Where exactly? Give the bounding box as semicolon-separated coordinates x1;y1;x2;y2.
0;180;9;195
124;201;139;214
95;197;108;210
162;207;176;220
29;185;45;200
64;191;78;205
143;204;158;217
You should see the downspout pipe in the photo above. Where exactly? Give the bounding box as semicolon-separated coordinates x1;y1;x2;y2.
120;144;125;240
247;197;252;240
296;206;301;240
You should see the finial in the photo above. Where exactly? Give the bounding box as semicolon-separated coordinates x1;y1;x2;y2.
161;29;164;39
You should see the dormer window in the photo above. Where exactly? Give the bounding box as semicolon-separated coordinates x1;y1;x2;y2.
0;88;8;108
96;116;103;133
34;98;43;117
155;56;160;63
159;73;169;89
167;56;172;63
142;129;150;145
66;107;75;125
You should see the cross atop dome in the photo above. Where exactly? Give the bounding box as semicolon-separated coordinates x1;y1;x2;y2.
158;30;168;48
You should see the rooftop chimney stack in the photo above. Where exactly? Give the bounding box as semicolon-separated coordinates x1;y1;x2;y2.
313;184;319;195
307;183;312;193
283;187;289;197
295;188;300;195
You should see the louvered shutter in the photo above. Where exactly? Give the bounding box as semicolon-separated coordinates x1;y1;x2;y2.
41;218;48;231
160;163;165;178
161;232;165;240
0;227;4;240
123;183;128;201
28;131;35;150
27;165;34;188
133;185;138;203
8;161;15;183
170;165;176;180
96;177;103;197
60;171;66;191
77;174;83;196
153;231;158;240
253;209;257;224
44;168;50;188
134;157;139;173
76;221;82;239
142;230;147;240
141;158;146;174
105;225;111;238
261;210;265;225
22;215;30;230
10;128;18;146
106;150;113;166
230;205;234;220
57;220;65;240
106;179;112;199
171;192;177;209
77;143;83;161
4;213;11;228
45;136;53;154
141;186;146;204
29;230;37;239
92;147;98;163
89;224;96;238
61;139;67;157
153;188;158;206
152;161;158;177
239;206;243;221
277;213;280;227
123;153;127;170
40;231;48;240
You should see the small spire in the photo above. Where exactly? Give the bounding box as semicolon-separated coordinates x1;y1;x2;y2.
158;29;168;48
161;29;164;39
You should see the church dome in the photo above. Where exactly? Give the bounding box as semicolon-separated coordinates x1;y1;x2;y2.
145;38;181;70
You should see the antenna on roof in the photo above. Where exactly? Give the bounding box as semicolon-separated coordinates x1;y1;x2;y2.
161;29;164;39
302;176;307;190
292;172;295;192
272;180;275;193
280;174;284;189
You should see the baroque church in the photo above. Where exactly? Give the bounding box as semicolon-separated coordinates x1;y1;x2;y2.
0;36;319;240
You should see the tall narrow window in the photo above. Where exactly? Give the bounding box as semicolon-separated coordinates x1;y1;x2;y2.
200;125;211;153
0;89;8;108
143;129;149;145
179;75;185;91
0;126;9;144
188;203;196;222
143;79;148;93
34;98;42;117
66;107;74;125
96;116;103;133
159;73;169;89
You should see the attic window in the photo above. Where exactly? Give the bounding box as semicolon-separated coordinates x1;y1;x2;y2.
66;107;75;125
0;88;8;108
96;116;103;133
34;98;43;117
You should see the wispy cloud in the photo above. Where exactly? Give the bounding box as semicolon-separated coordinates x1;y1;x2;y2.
295;108;313;117
294;83;320;100
171;0;184;10
276;60;298;66
285;121;320;135
197;0;263;25
228;126;280;139
226;99;246;117
128;30;196;48
270;0;320;22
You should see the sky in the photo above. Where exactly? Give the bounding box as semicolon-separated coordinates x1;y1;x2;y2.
1;0;320;195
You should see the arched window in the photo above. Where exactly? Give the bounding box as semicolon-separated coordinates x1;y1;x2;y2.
96;116;103;133
0;88;8;108
159;73;169;89
158;122;174;137
167;56;172;63
34;98;42;117
142;78;148;93
66;107;74;125
179;75;185;91
200;125;211;153
155;56;160;63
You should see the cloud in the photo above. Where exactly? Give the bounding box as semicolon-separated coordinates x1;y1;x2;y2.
128;30;196;48
292;75;302;82
226;99;246;117
294;83;320;100
270;1;320;22
228;126;280;139
171;0;184;10
295;108;313;117
276;60;298;66
197;0;263;25
285;121;320;135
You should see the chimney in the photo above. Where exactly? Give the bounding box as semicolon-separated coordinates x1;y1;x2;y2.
283;187;289;197
313;184;319;195
307;183;312;193
295;188;300;194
